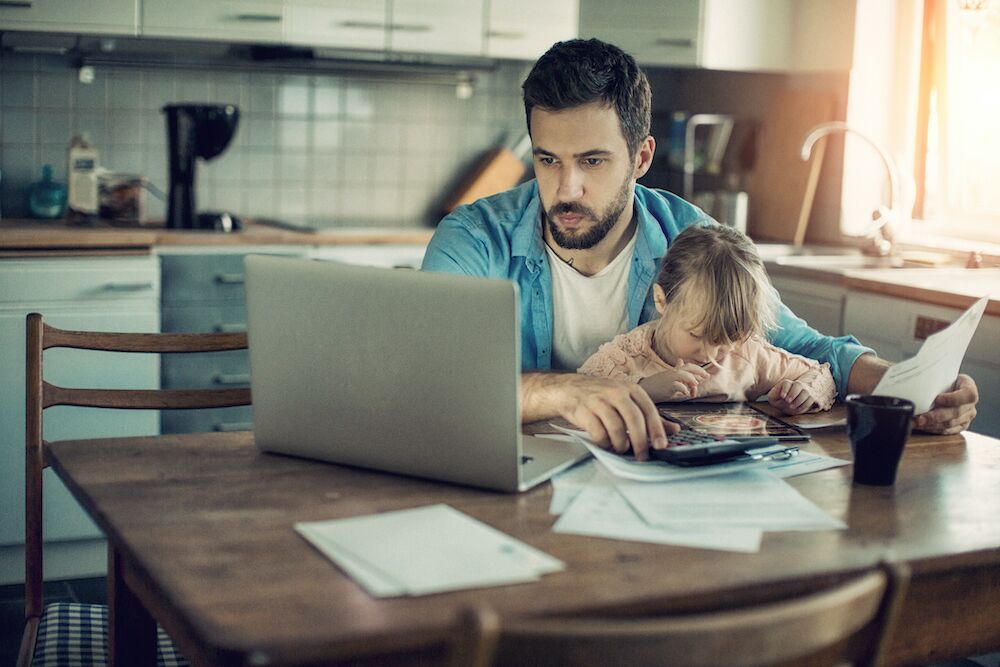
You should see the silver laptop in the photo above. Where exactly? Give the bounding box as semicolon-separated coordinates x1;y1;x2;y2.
244;255;588;492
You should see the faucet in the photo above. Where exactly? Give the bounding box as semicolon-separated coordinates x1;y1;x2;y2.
800;121;901;256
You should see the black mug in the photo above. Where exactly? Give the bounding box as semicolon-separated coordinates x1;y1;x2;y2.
845;394;915;486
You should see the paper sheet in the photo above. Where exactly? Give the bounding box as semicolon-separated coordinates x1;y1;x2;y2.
873;295;988;414
615;470;846;531
549;459;597;514
296;504;563;597
553;469;763;552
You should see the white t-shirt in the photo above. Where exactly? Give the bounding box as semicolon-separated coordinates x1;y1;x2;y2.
545;232;637;371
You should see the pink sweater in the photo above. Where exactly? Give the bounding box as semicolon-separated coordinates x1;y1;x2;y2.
578;321;836;410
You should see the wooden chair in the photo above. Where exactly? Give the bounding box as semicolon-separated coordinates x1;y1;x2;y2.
454;561;909;667
19;312;251;667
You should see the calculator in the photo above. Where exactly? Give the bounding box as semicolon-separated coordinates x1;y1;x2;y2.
649;431;756;466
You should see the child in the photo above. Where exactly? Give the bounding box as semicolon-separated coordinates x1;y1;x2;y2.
578;224;836;414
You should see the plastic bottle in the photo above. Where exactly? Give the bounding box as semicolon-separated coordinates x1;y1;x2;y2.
27;165;68;219
67;134;99;219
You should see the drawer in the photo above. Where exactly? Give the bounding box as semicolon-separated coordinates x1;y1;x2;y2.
0;257;159;304
161;254;250;304
309;244;426;269
162;303;247;334
162;349;249;389
162;406;254;434
142;0;284;43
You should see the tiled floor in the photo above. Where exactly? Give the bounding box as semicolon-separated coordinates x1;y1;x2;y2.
0;577;106;667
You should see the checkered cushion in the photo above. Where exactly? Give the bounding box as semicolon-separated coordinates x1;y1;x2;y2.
32;602;188;667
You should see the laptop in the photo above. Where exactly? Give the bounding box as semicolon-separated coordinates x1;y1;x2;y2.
243;255;589;492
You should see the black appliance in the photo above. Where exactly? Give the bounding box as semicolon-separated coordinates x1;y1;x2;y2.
163;104;240;230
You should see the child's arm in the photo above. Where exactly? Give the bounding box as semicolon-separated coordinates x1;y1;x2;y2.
749;339;837;415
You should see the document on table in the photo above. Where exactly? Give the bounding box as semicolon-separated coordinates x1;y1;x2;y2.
615;469;846;531
553;468;763;552
296;504;564;597
873;295;988;414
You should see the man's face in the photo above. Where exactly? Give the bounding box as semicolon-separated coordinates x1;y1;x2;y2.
530;102;637;250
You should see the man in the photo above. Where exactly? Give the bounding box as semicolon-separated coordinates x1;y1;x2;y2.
422;39;978;459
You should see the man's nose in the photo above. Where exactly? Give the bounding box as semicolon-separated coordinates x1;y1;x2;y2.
557;165;584;201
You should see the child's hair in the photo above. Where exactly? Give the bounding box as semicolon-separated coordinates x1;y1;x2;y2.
656;224;778;345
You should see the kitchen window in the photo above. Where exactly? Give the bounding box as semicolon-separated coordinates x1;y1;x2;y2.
914;0;1000;243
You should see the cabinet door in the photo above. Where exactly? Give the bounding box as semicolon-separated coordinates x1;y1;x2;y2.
389;0;484;56
579;0;700;67
0;0;137;35
310;244;426;269
769;275;845;337
286;0;388;50
485;0;577;60
142;0;284;43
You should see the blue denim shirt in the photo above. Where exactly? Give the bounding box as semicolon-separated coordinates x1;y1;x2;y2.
421;180;871;397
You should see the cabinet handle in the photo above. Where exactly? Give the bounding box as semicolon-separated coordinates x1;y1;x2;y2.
213;323;247;334
486;30;525;39
214;273;245;284
388;22;431;32
338;20;386;30
214;373;251;386
102;281;155;292
0;2;33;8
656;37;694;48
214;422;253;432
235;13;282;22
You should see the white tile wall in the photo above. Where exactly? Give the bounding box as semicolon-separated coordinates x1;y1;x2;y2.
0;53;530;227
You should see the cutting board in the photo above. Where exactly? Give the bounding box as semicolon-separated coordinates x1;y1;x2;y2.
745;89;837;243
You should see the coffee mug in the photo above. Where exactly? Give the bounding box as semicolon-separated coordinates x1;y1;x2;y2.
845;394;915;486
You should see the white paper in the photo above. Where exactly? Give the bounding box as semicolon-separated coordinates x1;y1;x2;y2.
549;460;597;514
615;469;846;531
552;425;767;482
873;296;988;414
765;451;849;478
296;504;563;597
553;470;763;552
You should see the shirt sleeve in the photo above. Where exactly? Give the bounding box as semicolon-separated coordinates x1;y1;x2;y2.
748;338;837;412
766;286;874;399
578;338;641;383
420;213;492;277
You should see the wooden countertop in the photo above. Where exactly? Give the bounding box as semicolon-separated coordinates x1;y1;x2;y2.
0;219;434;253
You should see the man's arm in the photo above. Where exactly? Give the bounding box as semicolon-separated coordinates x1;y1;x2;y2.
522;372;678;460
846;352;979;434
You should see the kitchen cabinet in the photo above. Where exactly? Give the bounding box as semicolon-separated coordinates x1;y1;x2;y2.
0;0;138;36
578;0;854;72
388;0;484;57
769;273;845;337
285;0;388;51
485;0;578;60
308;243;426;268
141;0;285;44
842;291;1000;438
0;256;160;584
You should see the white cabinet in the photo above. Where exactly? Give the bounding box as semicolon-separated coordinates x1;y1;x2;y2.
286;0;388;50
309;244;426;269
769;274;845;337
0;256;160;584
485;0;578;60
579;0;854;72
0;0;137;35
843;291;1000;438
141;0;285;43
388;0;484;57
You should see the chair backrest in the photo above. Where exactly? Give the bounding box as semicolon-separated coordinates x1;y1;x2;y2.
21;313;251;635
455;562;909;667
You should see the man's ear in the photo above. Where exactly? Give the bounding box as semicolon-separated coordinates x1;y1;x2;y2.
633;135;656;179
653;284;667;315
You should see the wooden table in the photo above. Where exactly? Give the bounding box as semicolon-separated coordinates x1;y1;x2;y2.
46;413;1000;666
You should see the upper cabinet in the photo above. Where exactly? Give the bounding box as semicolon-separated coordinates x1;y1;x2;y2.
579;0;855;72
285;0;388;51
485;0;578;60
0;0;138;36
389;0;484;57
142;1;285;44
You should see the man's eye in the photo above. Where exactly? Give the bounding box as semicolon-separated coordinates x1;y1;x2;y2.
584;158;603;167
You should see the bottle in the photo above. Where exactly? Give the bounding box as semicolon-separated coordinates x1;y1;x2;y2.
67;134;99;220
27;165;68;219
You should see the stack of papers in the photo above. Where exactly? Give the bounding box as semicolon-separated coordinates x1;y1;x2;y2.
296;504;564;597
550;428;849;553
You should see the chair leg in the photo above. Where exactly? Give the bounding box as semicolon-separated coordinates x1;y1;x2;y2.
108;546;157;667
16;616;40;667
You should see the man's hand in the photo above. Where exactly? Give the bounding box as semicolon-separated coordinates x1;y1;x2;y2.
522;372;680;460
637;359;710;402
914;374;979;434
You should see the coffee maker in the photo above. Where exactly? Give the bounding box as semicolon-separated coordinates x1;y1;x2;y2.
163;104;240;230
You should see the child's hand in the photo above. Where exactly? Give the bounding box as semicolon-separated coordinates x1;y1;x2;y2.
639;359;710;402
767;379;817;415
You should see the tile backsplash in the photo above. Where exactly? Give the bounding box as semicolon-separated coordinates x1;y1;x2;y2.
0;52;529;227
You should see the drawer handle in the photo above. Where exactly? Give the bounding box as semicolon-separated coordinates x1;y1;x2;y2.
388;22;431;32
102;281;155;292
235;13;282;22
0;1;33;7
214;422;253;432
338;20;386;30
214;273;245;285
656;37;694;48
486;30;525;39
213;323;247;334
214;373;251;386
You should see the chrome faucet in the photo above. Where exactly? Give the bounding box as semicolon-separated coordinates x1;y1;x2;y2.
800;121;901;256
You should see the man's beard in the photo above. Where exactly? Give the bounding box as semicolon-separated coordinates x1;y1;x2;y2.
545;175;633;250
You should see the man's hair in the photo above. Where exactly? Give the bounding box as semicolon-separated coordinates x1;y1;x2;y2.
522;39;652;157
656;224;778;345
